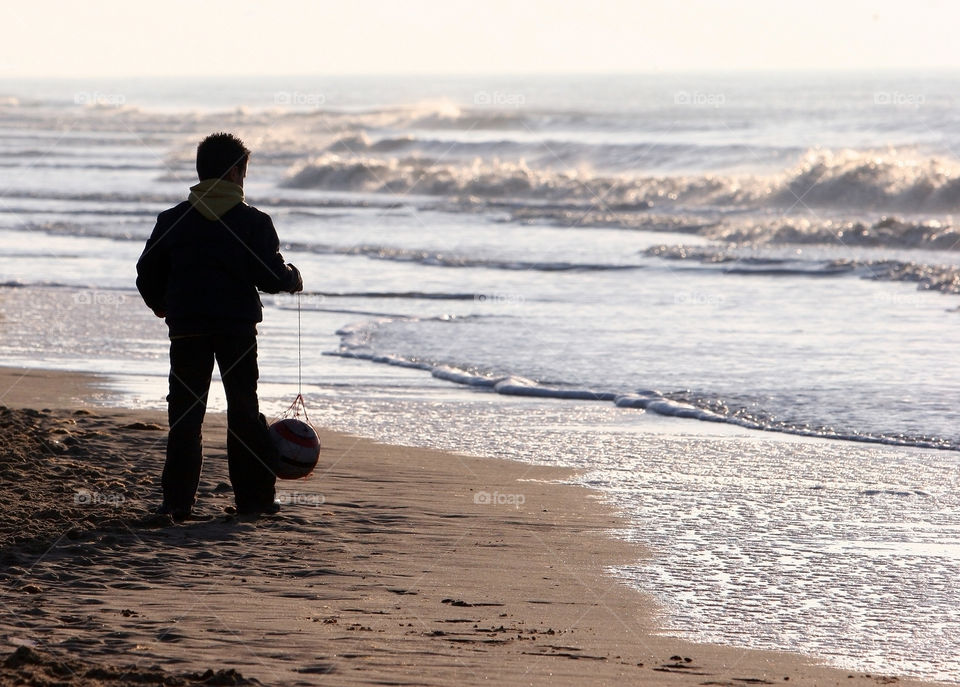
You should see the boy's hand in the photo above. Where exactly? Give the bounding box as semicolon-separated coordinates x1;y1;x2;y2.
287;264;303;293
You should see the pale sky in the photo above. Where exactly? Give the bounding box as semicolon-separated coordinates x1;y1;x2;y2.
2;0;957;77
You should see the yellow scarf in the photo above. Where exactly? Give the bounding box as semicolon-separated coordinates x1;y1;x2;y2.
188;179;245;221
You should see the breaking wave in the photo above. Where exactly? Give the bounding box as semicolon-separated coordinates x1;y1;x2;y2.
282;148;960;213
282;153;654;206
330;317;957;451
702;215;960;251
319;131;802;173
645;244;960;294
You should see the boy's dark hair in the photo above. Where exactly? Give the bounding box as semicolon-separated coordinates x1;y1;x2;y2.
196;132;250;180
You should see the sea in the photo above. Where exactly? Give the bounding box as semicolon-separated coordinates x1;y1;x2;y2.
1;72;960;681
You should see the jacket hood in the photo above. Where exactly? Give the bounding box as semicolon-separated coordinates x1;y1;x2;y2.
188;179;245;221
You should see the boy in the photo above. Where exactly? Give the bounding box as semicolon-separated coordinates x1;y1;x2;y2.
136;132;302;520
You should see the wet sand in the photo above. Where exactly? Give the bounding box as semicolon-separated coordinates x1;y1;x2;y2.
0;366;942;685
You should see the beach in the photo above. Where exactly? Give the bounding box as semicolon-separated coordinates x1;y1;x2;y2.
3;72;960;682
0;365;941;686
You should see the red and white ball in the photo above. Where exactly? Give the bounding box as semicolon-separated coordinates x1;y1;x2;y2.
269;418;321;479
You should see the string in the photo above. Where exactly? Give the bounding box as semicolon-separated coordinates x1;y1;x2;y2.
297;290;302;399
295;291;310;424
277;292;310;425
282;393;309;424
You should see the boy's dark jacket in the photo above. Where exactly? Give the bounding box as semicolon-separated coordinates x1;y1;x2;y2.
136;196;300;336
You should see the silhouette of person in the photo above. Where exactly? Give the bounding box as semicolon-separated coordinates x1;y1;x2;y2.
136;132;302;520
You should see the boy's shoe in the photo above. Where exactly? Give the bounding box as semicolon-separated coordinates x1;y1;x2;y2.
156;502;192;522
236;500;281;516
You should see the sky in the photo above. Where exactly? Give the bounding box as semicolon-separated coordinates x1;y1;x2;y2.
1;0;958;77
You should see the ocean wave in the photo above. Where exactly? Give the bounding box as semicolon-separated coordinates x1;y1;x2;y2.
0;160;158;171
646;244;960;294
10;97;960;214
9;221;639;273
294;290;481;300
0;280;130;291
2;191;403;219
0;96;733;140
703;215;960;251
3;190;183;205
281;148;960;214
330;318;957;451
281;153;657;205
287;241;644;272
645;246;861;276
867;261;960;293
319;131;802;173
301;102;539;131
13;222;151;241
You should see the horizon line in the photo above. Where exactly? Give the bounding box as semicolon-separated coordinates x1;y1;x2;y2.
4;66;960;81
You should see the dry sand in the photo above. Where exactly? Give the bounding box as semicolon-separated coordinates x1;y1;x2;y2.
0;366;943;686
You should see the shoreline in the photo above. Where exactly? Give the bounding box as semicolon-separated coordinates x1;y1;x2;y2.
0;365;944;686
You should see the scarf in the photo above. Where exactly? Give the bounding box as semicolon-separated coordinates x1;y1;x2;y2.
187;179;245;221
